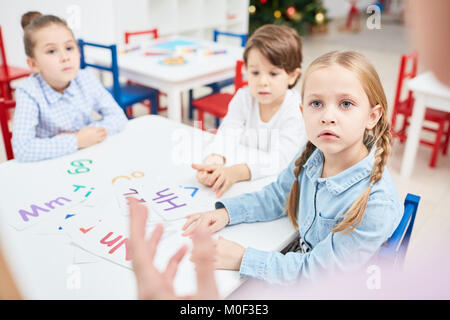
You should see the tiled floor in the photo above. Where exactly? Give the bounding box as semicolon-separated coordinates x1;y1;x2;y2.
1;17;449;283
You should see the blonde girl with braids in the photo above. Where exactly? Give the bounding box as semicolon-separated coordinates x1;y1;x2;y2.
182;51;403;284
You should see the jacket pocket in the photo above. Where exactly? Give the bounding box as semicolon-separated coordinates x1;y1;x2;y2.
314;212;339;243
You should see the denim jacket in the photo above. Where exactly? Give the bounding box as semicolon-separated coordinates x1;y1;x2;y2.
216;147;403;284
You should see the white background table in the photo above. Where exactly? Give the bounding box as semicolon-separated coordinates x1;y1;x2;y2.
86;36;244;123
0;115;296;299
401;72;450;178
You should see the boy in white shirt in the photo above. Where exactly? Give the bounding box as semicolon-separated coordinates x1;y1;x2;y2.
192;24;306;197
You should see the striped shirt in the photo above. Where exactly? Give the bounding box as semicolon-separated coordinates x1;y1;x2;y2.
12;69;127;162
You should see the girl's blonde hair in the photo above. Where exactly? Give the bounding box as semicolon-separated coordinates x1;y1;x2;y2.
285;51;391;233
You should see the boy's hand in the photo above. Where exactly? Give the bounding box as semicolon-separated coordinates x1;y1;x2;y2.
192;163;251;198
193;154;225;189
208;165;239;198
204;154;225;166
192;164;238;198
76;126;107;149
194;154;225;187
193;163;221;187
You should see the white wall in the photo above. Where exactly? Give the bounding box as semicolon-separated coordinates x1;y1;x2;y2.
323;0;375;18
113;0;153;41
1;0;115;68
1;0;382;69
1;0;249;68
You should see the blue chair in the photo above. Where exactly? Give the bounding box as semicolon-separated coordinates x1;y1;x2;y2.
377;193;421;269
78;39;159;119
207;30;248;92
188;29;248;123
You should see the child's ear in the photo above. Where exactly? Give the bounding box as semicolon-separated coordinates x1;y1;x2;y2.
26;57;40;73
289;68;301;87
366;104;383;130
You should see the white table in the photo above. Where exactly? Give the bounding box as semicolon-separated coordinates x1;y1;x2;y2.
0;115;296;299
87;37;243;123
401;72;450;178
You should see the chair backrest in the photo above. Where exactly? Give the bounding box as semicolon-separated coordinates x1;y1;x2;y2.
213;29;248;48
233;60;247;93
124;28;159;45
392;51;418;118
377;193;421;269
78;39;121;101
0;98;15;160
0;26;10;80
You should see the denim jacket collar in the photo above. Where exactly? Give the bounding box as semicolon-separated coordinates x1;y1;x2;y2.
303;147;375;195
37;73;76;104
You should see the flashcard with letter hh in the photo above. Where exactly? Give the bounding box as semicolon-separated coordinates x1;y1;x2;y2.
140;182;211;221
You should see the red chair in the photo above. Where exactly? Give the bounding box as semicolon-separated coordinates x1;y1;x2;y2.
0;98;15;160
124;28;159;45
188;30;247;121
192;60;247;131
0;26;32;121
123;28;166;117
391;51;450;167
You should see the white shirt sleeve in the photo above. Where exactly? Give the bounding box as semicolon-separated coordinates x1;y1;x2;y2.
203;88;249;161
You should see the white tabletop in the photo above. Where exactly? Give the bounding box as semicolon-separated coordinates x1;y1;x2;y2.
0;115;296;299
401;72;450;178
86;36;243;85
407;72;450;100
85;36;244;122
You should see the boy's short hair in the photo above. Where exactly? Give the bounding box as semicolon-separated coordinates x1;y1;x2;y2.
243;24;303;89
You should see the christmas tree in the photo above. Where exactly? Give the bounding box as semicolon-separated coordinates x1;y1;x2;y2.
249;0;330;36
